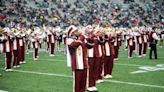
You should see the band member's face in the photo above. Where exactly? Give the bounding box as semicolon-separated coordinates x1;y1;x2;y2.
72;30;79;36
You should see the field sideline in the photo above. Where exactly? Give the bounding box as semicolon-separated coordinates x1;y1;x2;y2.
0;46;164;92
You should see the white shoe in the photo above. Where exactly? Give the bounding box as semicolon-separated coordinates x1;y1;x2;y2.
92;87;98;91
5;69;10;72
13;66;17;68
138;56;142;58
22;61;26;64
16;65;20;68
5;69;13;72
8;69;13;72
34;58;38;61
107;75;112;78
114;58;118;61
20;62;23;64
87;87;94;91
50;54;54;57
96;79;104;83
104;75;112;79
143;54;147;56
128;57;132;59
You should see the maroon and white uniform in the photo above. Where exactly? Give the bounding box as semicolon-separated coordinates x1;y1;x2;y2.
136;32;143;56
31;33;39;60
0;35;4;53
103;35;115;78
113;33;122;60
92;36;105;82
67;35;93;92
127;34;135;58
48;29;56;56
87;34;98;89
13;36;19;67
142;32;148;55
4;35;13;69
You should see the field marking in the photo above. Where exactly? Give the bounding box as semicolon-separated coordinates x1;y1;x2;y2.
14;69;72;78
0;90;8;92
104;80;164;89
9;69;164;89
0;58;158;68
115;63;142;67
25;58;145;67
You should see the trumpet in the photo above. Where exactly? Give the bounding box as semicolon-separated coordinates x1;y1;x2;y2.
0;29;7;37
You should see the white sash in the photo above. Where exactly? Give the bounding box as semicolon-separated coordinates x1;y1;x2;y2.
88;48;94;57
76;46;84;69
98;45;102;57
13;39;17;50
47;36;49;42
114;39;117;46
139;37;142;44
66;45;72;67
129;39;133;46
51;34;54;43
105;42;110;56
35;42;38;48
19;39;23;46
144;35;147;43
0;43;2;51
6;41;10;52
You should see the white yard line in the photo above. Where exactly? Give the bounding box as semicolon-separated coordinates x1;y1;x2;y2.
115;63;142;67
25;58;144;67
0;58;151;67
104;80;164;89
0;90;8;92
9;69;164;89
14;69;72;78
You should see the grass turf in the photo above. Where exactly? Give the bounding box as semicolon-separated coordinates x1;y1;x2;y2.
0;45;164;92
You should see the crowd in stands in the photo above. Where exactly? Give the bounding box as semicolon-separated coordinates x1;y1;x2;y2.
0;0;163;29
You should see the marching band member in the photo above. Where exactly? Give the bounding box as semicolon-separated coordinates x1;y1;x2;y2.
3;27;13;71
149;27;160;59
136;28;143;57
17;28;26;64
160;29;164;47
84;26;98;92
38;25;43;48
66;25;94;92
31;31;39;60
31;27;41;60
158;28;164;48
114;29;122;60
62;31;67;54
25;27;32;54
56;26;62;53
142;27;149;56
0;28;4;54
127;30;135;58
103;28;115;79
11;28;20;68
48;27;57;56
94;28;105;83
45;26;50;52
21;28;26;64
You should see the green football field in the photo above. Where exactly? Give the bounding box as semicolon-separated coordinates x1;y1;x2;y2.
0;45;164;92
